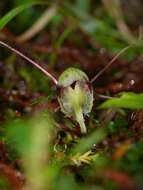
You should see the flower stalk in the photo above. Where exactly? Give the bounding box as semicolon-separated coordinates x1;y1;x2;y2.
0;41;58;85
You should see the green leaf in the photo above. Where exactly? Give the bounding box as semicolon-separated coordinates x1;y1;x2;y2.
73;128;106;154
0;1;45;31
99;92;143;109
75;0;90;13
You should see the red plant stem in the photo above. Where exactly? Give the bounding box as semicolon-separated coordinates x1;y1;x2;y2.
91;46;130;83
0;41;58;85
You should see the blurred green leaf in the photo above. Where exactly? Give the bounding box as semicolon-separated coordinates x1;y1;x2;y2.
75;0;90;13
99;92;143;109
116;141;143;174
6;119;31;155
0;1;45;31
63;2;120;38
54;174;81;190
73;128;106;154
50;27;72;66
0;177;12;190
6;112;53;155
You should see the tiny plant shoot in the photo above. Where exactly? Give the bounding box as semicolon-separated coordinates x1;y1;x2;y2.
0;41;130;134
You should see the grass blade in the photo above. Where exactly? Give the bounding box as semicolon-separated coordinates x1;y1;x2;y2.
0;2;46;31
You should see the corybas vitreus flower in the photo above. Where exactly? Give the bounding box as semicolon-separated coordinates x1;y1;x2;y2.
57;68;93;134
0;41;129;134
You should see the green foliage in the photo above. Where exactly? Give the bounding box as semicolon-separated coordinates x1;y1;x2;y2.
62;1;127;53
107;118;128;134
116;141;143;175
6;119;31;155
54;174;81;190
99;92;143;109
0;176;12;190
0;1;43;31
5;113;54;189
75;0;90;13
50;27;72;66
6;113;53;155
73;128;106;154
19;67;53;93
